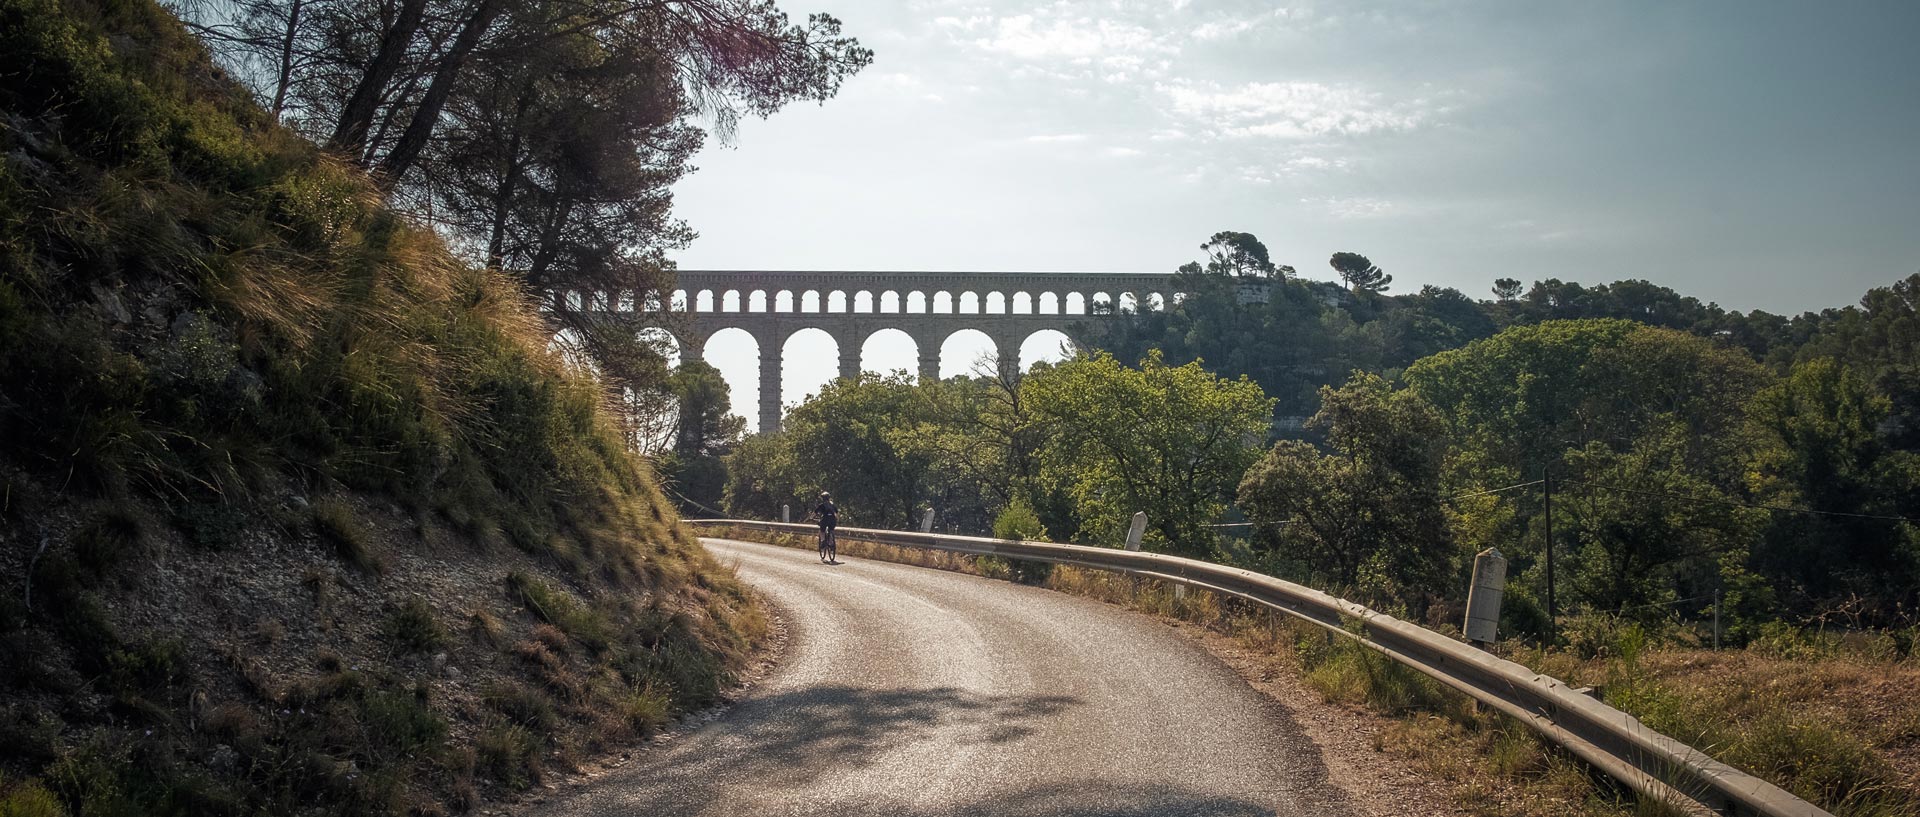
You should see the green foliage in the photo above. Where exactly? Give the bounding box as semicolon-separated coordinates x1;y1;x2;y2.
720;432;803;521
169;501;248;551
1406;320;1774;630
1239;373;1453;611
483;681;559;732
504;572;613;653
1292;623;1450;716
992;500;1048;542
358;687;448;764
657;360;746;514
1091;259;1387;418
1762;274;1920;449
1726;715;1917;817
1558;427;1766;615
70;508;147;579
1200;231;1279;278
1596;642;1920;817
474;723;541;790
990;499;1052;584
1747;359;1920;611
780;373;942;529
383;597;446;653
0;776;64;817
1023;350;1273;557
617;682;672;733
311;497;381;573
105;638;189;706
1329;251;1391;293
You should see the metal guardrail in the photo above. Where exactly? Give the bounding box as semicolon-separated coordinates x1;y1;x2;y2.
688;519;1830;817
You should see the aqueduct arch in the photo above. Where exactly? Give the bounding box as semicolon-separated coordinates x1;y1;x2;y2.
552;270;1180;433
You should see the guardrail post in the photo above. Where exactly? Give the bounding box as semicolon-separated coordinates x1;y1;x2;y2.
1464;547;1507;648
920;508;935;533
782;504;790;523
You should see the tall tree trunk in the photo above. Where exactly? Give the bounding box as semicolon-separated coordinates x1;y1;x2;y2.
269;0;305;118
377;0;510;187
329;0;428;158
485;87;533;269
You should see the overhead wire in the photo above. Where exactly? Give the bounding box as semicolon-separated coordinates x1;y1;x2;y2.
1443;480;1543;502
661;481;731;519
1560;478;1920;524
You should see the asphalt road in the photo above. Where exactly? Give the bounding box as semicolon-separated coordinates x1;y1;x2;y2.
537;537;1356;817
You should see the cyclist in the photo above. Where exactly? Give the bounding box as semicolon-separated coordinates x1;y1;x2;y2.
812;491;839;563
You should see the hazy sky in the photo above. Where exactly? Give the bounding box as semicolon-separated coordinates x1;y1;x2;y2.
668;0;1920;429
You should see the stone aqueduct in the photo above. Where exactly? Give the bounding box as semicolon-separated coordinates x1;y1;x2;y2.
555;270;1182;432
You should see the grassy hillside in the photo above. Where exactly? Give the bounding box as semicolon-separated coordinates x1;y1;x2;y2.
0;0;764;813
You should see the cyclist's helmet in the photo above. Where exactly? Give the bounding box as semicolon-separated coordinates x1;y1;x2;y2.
820;491;831;498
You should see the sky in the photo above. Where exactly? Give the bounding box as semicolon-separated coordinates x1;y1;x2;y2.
666;0;1920;430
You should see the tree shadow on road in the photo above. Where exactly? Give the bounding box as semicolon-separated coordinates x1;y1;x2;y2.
542;685;1239;816
540;685;1340;816
677;684;1080;776
902;780;1283;816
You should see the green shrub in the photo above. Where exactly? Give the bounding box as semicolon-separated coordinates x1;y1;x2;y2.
990;500;1053;584
71;507;146;578
474;723;541;790
481;682;556;732
382;597;445;653
171;501;248;551
0;775;65;817
312;497;381;573
105;638;189;703
1294;621;1451;716
358;687;447;763
504;572;611;652
618;682;672;733
992;500;1048;542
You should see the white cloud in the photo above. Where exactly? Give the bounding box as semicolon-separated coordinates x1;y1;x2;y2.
1301;196;1397;219
1026;133;1090;143
1162;81;1436;139
977;14;1179;60
932;15;991;33
1103;146;1144;157
1189;8;1310;41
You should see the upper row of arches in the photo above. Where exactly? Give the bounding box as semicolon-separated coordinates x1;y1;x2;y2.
551;288;1188;316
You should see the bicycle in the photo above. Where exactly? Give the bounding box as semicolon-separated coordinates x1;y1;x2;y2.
817;525;837;564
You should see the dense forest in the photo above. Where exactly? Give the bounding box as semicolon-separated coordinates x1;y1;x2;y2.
709;232;1920;640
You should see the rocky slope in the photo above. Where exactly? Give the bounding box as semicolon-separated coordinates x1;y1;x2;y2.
0;0;761;813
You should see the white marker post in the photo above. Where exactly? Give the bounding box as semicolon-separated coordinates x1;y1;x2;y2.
1124;512;1147;551
920;508;935;533
1464;547;1507;648
781;504;790;524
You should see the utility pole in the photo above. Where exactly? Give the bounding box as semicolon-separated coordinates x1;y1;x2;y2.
1543;468;1557;635
1713;589;1722;651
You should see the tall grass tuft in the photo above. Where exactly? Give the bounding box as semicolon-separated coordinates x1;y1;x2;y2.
312;496;382;573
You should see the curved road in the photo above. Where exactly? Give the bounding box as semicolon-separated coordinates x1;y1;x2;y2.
538;538;1355;817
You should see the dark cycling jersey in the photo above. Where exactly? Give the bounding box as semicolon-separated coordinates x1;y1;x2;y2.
814;501;838;528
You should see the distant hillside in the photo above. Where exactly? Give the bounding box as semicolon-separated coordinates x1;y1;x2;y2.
0;0;763;814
